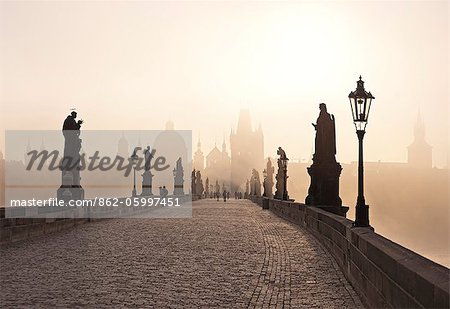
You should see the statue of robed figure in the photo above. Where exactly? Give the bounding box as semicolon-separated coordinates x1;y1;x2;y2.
191;169;197;196
274;147;289;200
195;170;204;197
141;146;154;196
306;103;347;217
263;158;274;198
250;169;261;196
57;111;85;201
173;157;184;195
312;104;337;164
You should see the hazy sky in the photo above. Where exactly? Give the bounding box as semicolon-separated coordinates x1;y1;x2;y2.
1;1;448;167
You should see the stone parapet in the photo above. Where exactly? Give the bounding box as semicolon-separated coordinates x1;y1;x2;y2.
248;197;449;309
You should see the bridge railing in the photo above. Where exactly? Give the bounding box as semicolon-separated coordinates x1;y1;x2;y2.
248;196;449;309
1;195;193;245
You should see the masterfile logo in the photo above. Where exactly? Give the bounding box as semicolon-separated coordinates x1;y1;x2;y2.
4;130;192;219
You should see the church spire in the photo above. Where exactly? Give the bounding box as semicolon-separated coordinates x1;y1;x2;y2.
197;136;202;151
408;109;432;168
414;109;425;141
222;136;227;153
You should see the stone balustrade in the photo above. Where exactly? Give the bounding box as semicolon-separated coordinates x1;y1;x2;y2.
248;196;449;309
1;195;193;245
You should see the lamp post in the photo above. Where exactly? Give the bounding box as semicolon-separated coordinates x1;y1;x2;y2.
348;76;375;227
130;148;139;197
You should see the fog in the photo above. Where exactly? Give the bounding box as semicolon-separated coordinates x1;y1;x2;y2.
0;1;448;266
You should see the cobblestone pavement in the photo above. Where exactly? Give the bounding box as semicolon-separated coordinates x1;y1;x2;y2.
0;199;364;308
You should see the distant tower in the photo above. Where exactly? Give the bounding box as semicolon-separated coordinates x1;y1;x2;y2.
222;137;227;155
230;109;264;192
193;137;205;173
204;139;230;187
407;111;432;168
153;120;188;192
117;132;129;158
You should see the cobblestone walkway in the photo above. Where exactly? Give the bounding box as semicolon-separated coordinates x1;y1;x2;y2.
0;199;363;308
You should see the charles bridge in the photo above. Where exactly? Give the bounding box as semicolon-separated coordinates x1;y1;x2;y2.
1;195;449;308
1;79;449;308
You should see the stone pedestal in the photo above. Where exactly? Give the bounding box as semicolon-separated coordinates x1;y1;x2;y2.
173;185;184;196
274;169;289;200
305;162;348;217
173;158;184;196
57;130;84;202
141;170;153;196
57;171;84;201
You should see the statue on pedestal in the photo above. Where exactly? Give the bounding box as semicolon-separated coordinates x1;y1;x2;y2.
215;180;220;197
191;169;197;195
275;147;289;200
251;169;261;196
173;157;184;195
244;179;249;198
57;111;84;201
263;158;274;198
141;146;154;196
306;103;347;216
195;170;204;198
204;177;209;198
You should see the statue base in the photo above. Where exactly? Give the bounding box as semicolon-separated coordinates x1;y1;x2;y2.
57;186;85;202
141;171;153;196
274;170;289;201
305;161;342;207
173;185;184;196
305;161;348;217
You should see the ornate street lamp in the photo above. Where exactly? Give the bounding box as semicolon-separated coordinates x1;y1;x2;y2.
348;76;375;227
130;148;139;197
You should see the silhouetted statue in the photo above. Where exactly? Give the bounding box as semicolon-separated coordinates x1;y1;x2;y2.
143;146;152;171
62;111;83;131
312;103;336;163
275;147;289;200
277;146;288;161
263;158;274;198
306;103;347;217
191;169;197;196
173;157;184;195
251;169;261;196
142;146;154;196
195;170;204;198
205;177;209;197
249;174;255;195
244;179;249;198
58;111;84;201
215;180;220;200
215;181;219;192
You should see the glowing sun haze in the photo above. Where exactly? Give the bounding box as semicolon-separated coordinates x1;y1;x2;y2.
0;1;448;167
